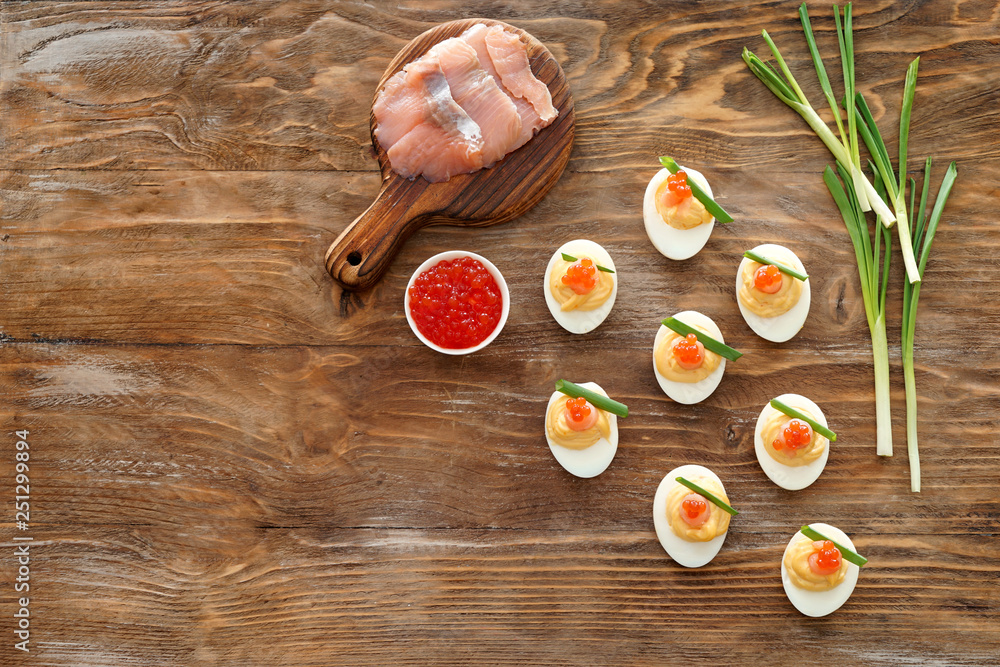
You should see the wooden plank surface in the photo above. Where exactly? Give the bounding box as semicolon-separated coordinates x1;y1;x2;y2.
1;0;998;665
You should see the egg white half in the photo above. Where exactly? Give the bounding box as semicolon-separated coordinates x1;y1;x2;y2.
545;382;619;478
653;464;730;568
736;243;811;343
652;310;727;404
754;393;830;491
643;167;716;260
543;239;618;334
781;523;860;617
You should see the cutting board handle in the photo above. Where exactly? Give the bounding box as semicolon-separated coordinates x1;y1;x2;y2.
325;179;434;292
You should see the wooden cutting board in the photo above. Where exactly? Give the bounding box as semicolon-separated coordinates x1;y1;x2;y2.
325;18;574;292
1;1;998;665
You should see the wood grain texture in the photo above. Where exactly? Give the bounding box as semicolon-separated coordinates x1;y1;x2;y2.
1;1;999;665
325;18;575;291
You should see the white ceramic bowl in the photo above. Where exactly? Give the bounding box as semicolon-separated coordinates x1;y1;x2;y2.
404;250;510;355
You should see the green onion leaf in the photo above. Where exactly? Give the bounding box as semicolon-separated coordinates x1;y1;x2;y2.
799;525;867;567
658;156;734;223
769;398;836;441
742;250;809;282
555;380;628;418
560;252;615;274
676;477;738;516
661;317;742;361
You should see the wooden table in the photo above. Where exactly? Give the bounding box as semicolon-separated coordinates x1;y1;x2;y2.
2;1;998;664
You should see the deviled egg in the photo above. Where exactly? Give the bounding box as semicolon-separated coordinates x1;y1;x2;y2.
653;311;729;404
643;166;716;260
737;244;811;342
544;382;619;478
653;464;734;567
782;523;861;617
754;394;831;490
544;240;618;334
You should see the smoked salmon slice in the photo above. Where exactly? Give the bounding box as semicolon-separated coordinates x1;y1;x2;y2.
380;58;484;183
428;37;522;168
460;23;546;150
484;25;557;123
372;68;429;150
373;23;557;182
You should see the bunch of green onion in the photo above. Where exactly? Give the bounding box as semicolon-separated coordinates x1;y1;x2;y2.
743;3;956;491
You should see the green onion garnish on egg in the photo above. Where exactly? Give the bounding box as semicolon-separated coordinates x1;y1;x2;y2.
560;253;615;273
769;398;836;441
658;156;734;223
743;250;809;282
555;380;628;418
661;317;743;361
800;525;867;567
676;476;739;516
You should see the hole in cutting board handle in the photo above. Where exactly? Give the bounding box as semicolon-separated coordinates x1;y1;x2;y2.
347;252;362;266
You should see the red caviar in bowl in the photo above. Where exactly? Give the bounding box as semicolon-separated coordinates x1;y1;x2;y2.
808;540;843;576
754;264;784;294
408;257;503;349
772;418;813;455
672;333;705;370
561;257;598;295
680;493;710;527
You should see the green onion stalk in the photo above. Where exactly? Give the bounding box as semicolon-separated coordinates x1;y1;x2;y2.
850;61;958;485
901;159;957;491
824;163;893;457
744;3;896;456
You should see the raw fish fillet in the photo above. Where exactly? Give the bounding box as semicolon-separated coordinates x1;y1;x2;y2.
373;69;429;150
383;59;484;183
484;25;557;123
372;23;557;182
461;23;545;148
427;37;522;167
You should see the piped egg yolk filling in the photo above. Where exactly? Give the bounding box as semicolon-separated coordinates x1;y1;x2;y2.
549;256;613;312
784;538;848;591
546;395;610;450
666;477;731;542
655;329;721;383
762;411;827;467
738;259;802;317
655;171;712;230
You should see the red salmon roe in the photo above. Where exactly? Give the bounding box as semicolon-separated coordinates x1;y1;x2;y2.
668;171;692;197
561;257;598;295
680;493;710;528
408;257;502;349
808;540;843;576
564;397;598;432
672;333;704;370
772;418;813;453
565;397;592;423
754;264;783;294
659;171;693;208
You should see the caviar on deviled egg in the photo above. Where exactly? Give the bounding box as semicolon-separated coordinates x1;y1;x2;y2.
643;157;732;260
544;240;618;334
737;244;811;342
653;465;737;567
544;380;628;478
755;394;835;490
653;312;742;404
782;523;865;617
